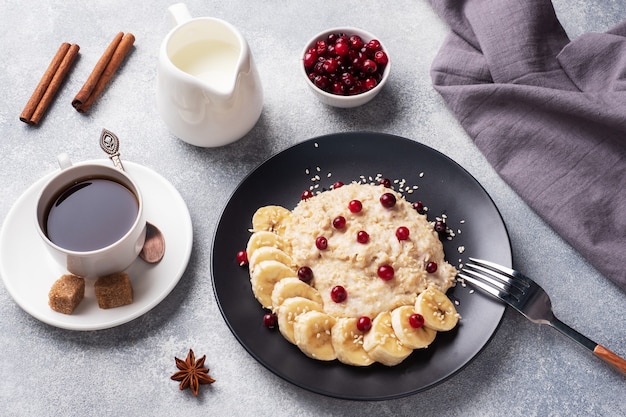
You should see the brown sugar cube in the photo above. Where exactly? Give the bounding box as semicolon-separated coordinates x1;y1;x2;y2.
48;274;85;314
94;272;133;309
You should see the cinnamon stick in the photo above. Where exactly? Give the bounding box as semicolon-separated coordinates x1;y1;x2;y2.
72;32;135;113
20;42;80;125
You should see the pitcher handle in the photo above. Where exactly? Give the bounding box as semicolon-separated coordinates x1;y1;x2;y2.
168;3;192;27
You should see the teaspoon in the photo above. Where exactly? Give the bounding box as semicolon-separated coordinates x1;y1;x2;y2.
99;128;166;263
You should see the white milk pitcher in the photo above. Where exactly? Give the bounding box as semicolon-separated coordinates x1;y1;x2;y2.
157;3;263;147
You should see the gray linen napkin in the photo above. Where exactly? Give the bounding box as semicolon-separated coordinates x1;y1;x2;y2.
428;0;626;291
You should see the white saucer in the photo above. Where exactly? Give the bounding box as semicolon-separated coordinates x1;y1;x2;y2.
0;160;193;331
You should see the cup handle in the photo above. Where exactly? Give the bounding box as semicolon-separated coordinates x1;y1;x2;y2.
57;153;72;170
168;3;192;27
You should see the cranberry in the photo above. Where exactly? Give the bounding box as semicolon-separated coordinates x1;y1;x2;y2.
351;56;364;71
263;313;277;328
409;313;425;329
236;250;248;266
380;192;397;208
366;39;382;52
331;285;347;303
303;50;318;68
426;261;438;273
363;77;378;91
356;316;372;332
313;74;329;90
347;82;363;95
315;236;328;250
396;226;410;241
315;40;328;55
341;72;356;88
374;50;389;65
379;178;391;188
413;201;426;214
377;264;395;280
348;35;364;50
332;181;344;189
297;266;314;283
301;190;314;200
348;199;363;213
362;59;378;74
332;216;346;229
313;61;324;74
334;40;349;56
332;81;345;95
434;220;446;233
322;58;339;74
356;230;369;244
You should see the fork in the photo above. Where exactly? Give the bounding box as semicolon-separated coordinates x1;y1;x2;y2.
458;258;626;374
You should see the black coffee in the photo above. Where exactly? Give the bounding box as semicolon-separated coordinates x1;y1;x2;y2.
45;178;139;251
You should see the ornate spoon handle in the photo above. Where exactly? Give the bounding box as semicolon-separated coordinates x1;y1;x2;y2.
99;128;124;171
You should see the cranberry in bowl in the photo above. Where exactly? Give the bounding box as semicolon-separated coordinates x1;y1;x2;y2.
301;27;390;108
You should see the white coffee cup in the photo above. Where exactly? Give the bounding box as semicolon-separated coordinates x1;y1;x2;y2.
35;155;146;278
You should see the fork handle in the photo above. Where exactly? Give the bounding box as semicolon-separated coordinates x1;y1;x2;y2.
594;345;626;374
551;318;626;374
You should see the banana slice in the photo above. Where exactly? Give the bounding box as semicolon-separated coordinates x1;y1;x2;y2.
391;305;437;349
415;286;459;331
246;231;287;258
252;205;291;235
362;311;413;366
249;246;295;273
250;260;296;308
293;310;337;361
331;318;375;366
276;296;323;344
271;277;323;308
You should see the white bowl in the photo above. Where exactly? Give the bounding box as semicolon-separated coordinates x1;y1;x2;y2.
301;27;390;108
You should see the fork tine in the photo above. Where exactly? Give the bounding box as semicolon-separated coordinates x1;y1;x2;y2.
464;262;526;296
457;271;506;300
457;269;521;304
469;257;532;287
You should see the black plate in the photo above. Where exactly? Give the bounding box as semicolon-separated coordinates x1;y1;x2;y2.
212;132;511;400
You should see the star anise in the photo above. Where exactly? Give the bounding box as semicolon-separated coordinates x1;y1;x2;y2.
171;349;215;396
